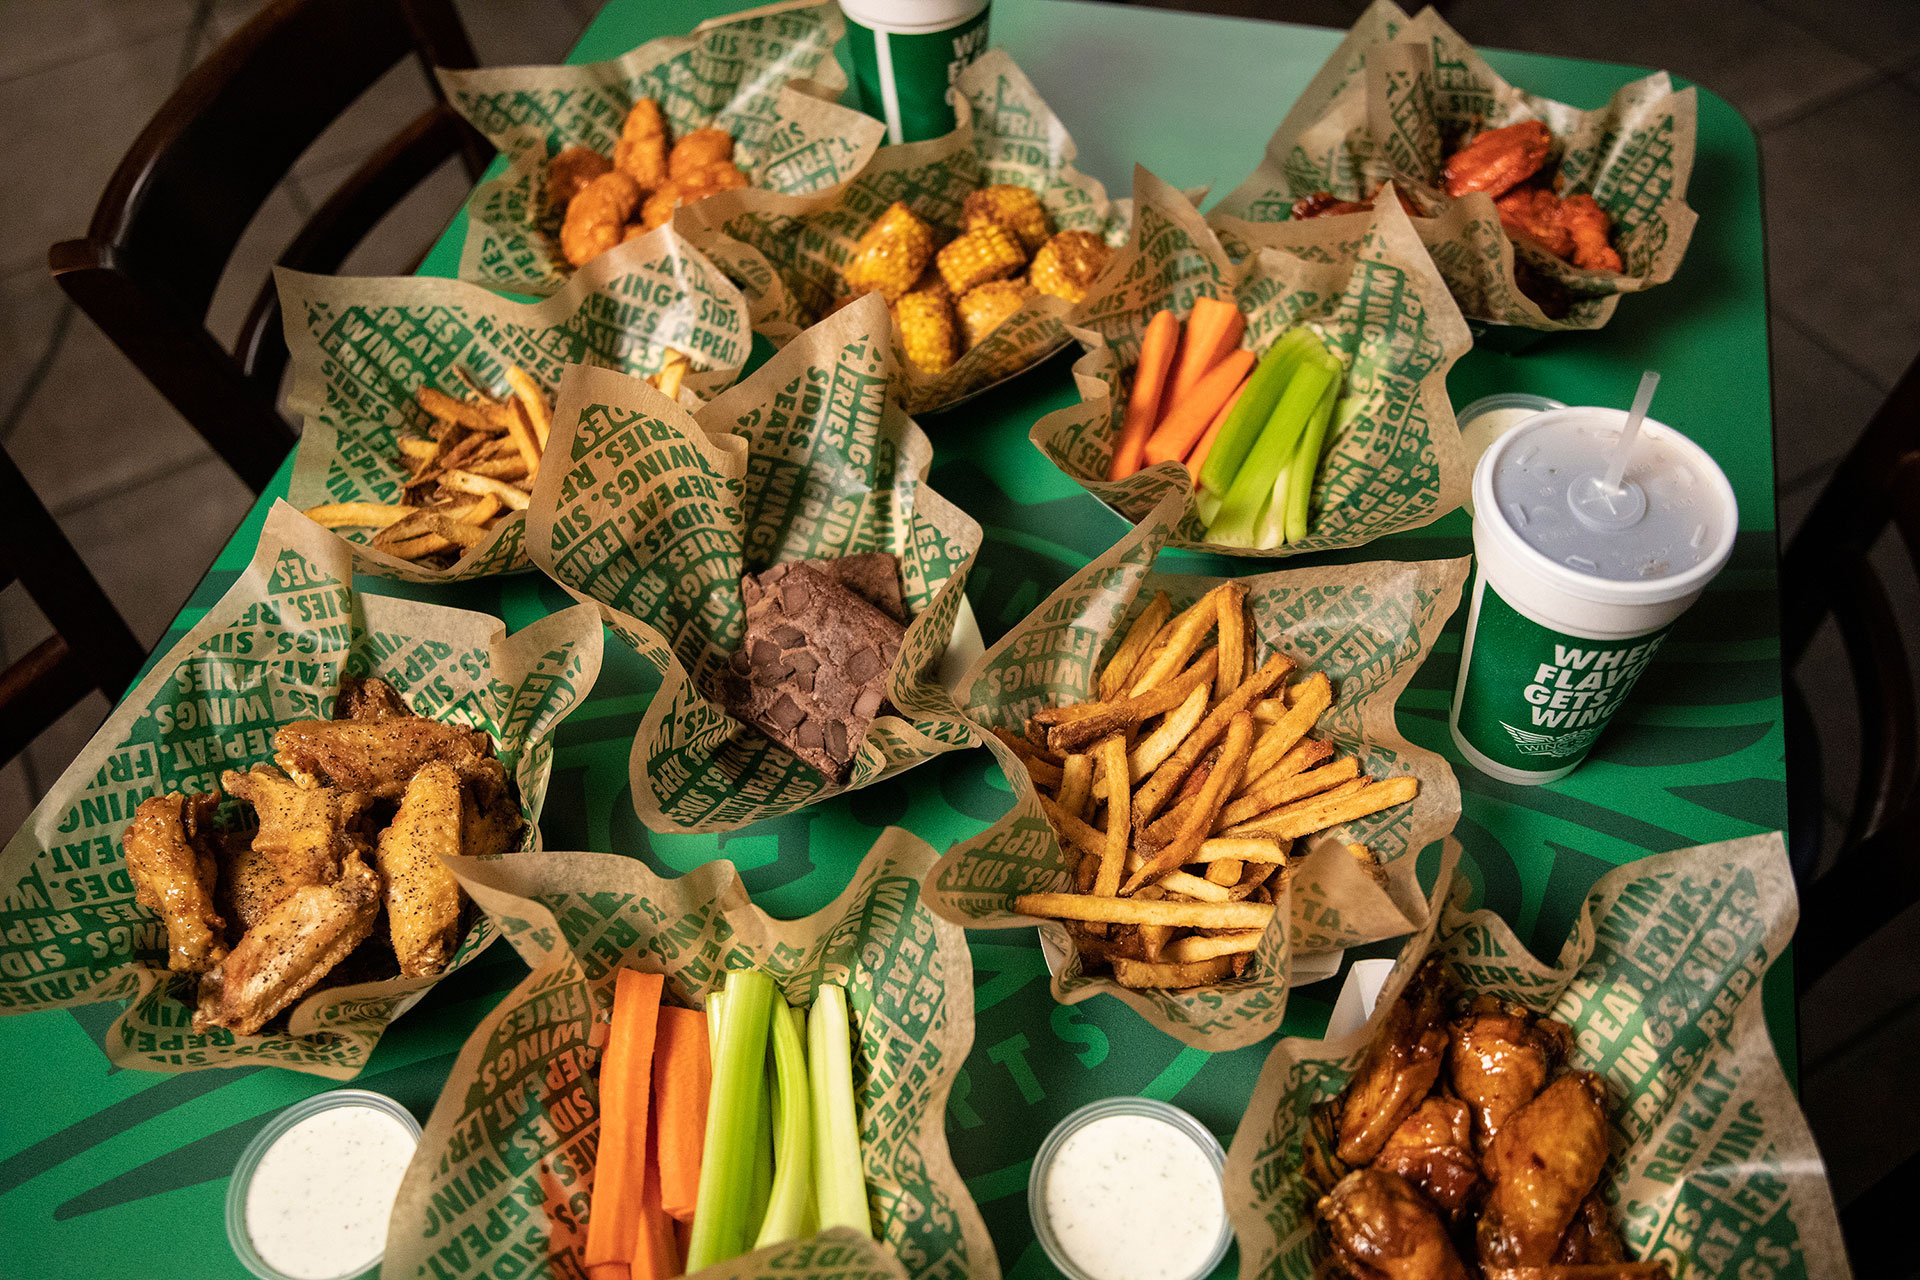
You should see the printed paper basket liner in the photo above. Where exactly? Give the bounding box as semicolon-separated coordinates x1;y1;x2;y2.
1209;0;1698;332
1037;166;1471;559
925;490;1466;1051
524;294;982;834
673;49;1124;415
386;828;995;1280
0;503;604;1077
1223;832;1853;1280
277;223;753;584
438;0;883;296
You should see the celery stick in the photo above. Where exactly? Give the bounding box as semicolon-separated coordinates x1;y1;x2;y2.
1196;327;1316;499
748;1060;773;1240
754;999;815;1248
686;970;776;1270
808;983;872;1238
706;989;726;1067
1207;357;1337;546
1252;459;1293;551
1283;381;1340;544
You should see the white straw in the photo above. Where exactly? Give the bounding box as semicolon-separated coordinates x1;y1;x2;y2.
1604;370;1660;493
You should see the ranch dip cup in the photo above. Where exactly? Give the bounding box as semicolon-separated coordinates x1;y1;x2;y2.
1449;407;1738;785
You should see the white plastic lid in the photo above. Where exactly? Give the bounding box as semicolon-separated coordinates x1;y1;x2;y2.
1475;407;1738;603
838;0;989;33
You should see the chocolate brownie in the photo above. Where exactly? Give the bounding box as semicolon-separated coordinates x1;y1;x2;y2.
725;562;905;780
743;552;906;624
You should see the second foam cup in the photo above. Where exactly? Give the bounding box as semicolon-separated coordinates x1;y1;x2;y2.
1449;407;1738;785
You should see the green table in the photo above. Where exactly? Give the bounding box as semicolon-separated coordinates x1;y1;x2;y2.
0;2;1786;1277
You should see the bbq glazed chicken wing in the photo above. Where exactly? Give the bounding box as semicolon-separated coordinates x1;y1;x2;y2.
376;761;466;977
1447;994;1572;1152
1554;1193;1629;1264
1336;956;1454;1164
1556;194;1623;273
1495;188;1577;260
1478;1072;1614;1267
221;766;373;887
1372;1094;1481;1220
1317;1168;1474;1280
1445;120;1552;198
273;717;494;798
124;793;228;973
194;854;382;1035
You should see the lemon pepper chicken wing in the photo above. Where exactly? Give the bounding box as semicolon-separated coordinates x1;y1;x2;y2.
376;761;466;977
124;793;228;973
221;766;374;887
1447;994;1572;1152
1478;1072;1614;1268
335;674;413;721
1336;956;1454;1164
1318;1168;1474;1280
273;716;495;798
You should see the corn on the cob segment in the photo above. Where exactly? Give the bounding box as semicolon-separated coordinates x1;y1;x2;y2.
956;280;1032;348
963;184;1051;254
936;223;1027;294
1029;230;1112;304
895;291;958;374
843;202;938;302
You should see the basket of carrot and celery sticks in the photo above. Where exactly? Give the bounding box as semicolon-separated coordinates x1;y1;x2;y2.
1033;167;1473;557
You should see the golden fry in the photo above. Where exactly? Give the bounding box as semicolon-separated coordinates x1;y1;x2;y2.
1229;776;1416;840
1244;672;1332;781
1127;584;1236;696
303;502;417;530
441;470;532;510
1099;590;1172;699
505;367;551;450
1092;735;1130;897
1218;757;1361;829
1238;737;1337;799
1014;892;1278;930
1112;955;1237;988
1125;681;1208;784
1193;836;1289;864
1134;652;1293;825
1058;752;1092;819
1046;651;1217;755
1214;583;1248;699
416;387;508;435
1165;930;1265;964
1156;870;1231;903
994;727;1064;788
1206;858;1243;886
1124;711;1253;894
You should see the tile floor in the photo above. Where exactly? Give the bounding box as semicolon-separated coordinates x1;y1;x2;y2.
1;0;1916;1239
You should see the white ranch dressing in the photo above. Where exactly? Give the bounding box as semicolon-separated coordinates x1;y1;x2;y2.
244;1105;417;1279
1042;1113;1225;1280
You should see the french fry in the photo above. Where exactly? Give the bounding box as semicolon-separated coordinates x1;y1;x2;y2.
1227;861;1281;902
1165;930;1264;963
1127;584;1235;696
1124;711;1253;894
994;727;1064;788
504;366;552;449
653;350;691;402
1058;752;1092;818
1227;776;1417;841
1206;858;1243;885
466;455;531;480
1214;582;1247;699
1193;836;1289;863
1238;737;1336;798
417;387;508;435
1158;870;1231;902
441;469;533;510
500;397;544;474
397;438;439;461
1099;590;1172;700
1014;893;1278;930
1134;652;1292;824
416;514;489;548
1217;757;1361;830
1092;735;1130;897
1125;681;1208;783
1111;955;1237;988
458;494;503;527
1348;842;1388;885
1045;651;1217;755
303;502;417;529
1244;672;1332;781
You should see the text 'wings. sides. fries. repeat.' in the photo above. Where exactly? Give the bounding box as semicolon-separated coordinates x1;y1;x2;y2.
1010;582;1418;990
302;355;690;567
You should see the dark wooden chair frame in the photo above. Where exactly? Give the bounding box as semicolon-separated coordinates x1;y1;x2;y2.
49;0;491;494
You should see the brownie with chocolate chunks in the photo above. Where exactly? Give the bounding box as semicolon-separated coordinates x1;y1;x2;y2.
725;561;906;779
742;552;906;623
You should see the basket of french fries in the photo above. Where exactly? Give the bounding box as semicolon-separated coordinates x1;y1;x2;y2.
673;49;1125;414
524;294;982;834
0;503;602;1076
276;225;752;582
1225;832;1853;1279
1036;167;1471;557
1209;0;1698;331
387;828;996;1280
437;0;885;296
927;490;1466;1050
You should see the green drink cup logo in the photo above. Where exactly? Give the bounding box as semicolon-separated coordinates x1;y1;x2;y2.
1450;407;1738;785
840;0;991;143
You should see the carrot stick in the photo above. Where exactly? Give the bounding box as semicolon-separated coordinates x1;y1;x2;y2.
652;1006;711;1223
1166;297;1245;409
1184;375;1250;482
586;968;665;1275
1143;349;1257;467
632;1143;680;1280
1109;309;1180;480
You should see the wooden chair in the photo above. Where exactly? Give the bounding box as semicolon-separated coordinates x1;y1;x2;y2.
0;448;146;769
49;0;491;495
1780;347;1920;1272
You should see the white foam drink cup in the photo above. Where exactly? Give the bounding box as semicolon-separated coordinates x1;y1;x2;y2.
840;0;991;144
1449;407;1738;785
